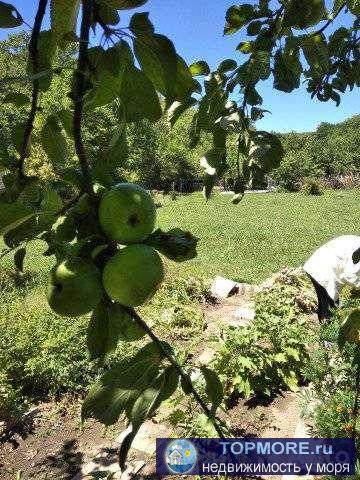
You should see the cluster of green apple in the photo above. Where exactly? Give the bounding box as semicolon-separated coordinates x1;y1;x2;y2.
46;183;164;317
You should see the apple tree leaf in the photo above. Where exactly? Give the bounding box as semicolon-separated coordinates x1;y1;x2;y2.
146;228;198;262
3;92;29;106
0;201;35;237
50;0;80;46
87;302;145;361
189;60;210;76
41;115;68;165
133;32;177;101
200;366;223;415
82;342;161;425
100;0;148;10
0;1;22;28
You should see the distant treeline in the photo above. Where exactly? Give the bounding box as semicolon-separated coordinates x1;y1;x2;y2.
272;115;360;191
1;33;359;193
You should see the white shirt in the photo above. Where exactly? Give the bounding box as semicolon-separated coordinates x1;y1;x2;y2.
303;235;360;301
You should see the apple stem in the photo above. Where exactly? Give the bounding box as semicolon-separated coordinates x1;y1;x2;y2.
124;305;227;439
72;0;96;205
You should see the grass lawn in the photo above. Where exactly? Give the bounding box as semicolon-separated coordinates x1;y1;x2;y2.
1;188;359;285
158;188;360;283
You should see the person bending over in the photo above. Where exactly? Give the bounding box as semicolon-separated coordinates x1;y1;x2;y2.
304;235;360;322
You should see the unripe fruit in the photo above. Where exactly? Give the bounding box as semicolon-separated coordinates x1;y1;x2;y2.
99;183;156;244
102;244;164;306
47;257;103;317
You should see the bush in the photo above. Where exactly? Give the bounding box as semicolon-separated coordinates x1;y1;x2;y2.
212;270;315;398
301;178;323;196
313;390;358;438
0;270;208;419
0;372;28;423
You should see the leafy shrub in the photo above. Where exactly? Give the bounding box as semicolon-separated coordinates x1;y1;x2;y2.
301;178;323;196
212;270;314;398
212;314;310;398
0;273;207;417
313;390;358;438
0;372;28;423
142;276;208;338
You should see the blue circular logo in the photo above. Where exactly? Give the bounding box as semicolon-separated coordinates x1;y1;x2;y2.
165;439;197;474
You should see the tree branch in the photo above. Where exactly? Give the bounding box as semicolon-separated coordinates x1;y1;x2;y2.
311;3;346;37
17;0;49;179
124;305;226;439
72;0;96;204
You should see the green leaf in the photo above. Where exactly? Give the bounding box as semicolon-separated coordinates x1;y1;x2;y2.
347;0;360;16
353;248;360;264
247;20;262;36
273;49;302;93
273;352;287;363
41;115;68;164
100;0;148;9
173;55;202;101
98;3;120;25
200;366;223;414
82;342;161;425
339;309;360;348
134;33;177;102
146;228;198;262
0;201;35;237
56;109;73;137
166;98;197;127
129;12;154;35
284;0;327;29
0;2;22;28
301;34;329;75
180;374;193;395
218;59;237;73
27;30;56;91
41;187;63;213
11;122;27;154
14;247;26;271
153;365;179;408
119;64;162;122
189;60;210;76
50;0;80;47
247;130;284;173
3;92;29;106
237;51;270;85
224;4;254;35
87;302;145;361
93;111;127;180
130;386;161;430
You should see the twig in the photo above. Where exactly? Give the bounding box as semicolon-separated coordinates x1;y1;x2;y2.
17;0;49;179
124;305;226;439
310;3;346;37
72;0;96;204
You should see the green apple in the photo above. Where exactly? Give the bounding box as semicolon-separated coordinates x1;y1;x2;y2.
47;257;103;317
102;244;164;306
99;183;156;244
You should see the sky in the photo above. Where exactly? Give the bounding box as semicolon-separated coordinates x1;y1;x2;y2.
2;0;360;133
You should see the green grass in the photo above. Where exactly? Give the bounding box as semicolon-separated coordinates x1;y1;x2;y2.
1;188;359;285
158;189;360;283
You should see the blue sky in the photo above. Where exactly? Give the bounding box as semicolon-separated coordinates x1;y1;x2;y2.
2;0;360;132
